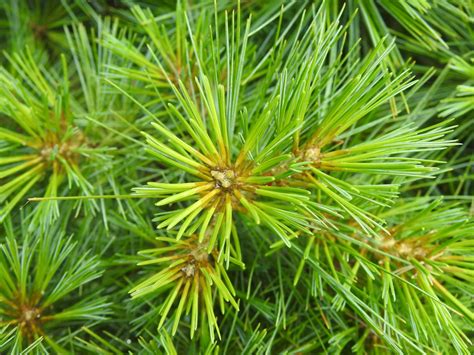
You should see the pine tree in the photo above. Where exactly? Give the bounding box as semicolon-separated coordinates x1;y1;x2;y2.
0;1;472;354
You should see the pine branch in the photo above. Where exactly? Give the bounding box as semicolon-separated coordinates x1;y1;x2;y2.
0;220;109;353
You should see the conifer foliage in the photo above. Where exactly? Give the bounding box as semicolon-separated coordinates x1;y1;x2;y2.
0;1;472;354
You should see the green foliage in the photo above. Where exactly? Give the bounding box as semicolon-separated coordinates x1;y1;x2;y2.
0;49;92;222
0;218;108;353
132;235;239;342
0;0;472;354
